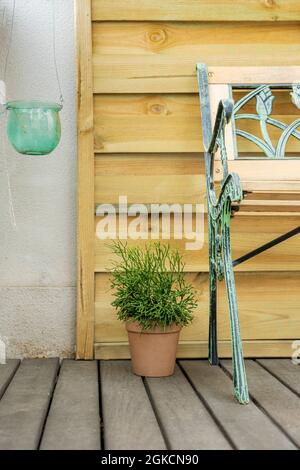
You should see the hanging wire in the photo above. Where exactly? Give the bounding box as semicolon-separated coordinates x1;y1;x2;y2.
0;0;63;229
3;0;16;80
1;0;17;229
52;0;64;106
1;123;17;229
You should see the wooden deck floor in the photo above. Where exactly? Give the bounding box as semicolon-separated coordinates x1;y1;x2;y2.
0;359;299;450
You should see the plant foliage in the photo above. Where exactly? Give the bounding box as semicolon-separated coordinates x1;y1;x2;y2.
110;242;197;330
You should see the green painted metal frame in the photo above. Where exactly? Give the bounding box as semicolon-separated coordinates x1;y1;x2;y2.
232;83;300;159
197;63;249;404
196;64;300;405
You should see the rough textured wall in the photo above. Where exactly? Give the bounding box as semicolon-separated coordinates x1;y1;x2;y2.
0;0;76;357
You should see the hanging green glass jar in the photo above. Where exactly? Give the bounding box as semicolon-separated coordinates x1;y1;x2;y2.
6;101;62;156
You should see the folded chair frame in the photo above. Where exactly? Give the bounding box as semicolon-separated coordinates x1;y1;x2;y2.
197;64;300;404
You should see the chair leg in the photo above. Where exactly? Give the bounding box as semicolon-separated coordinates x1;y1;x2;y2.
208;218;218;365
222;203;249;404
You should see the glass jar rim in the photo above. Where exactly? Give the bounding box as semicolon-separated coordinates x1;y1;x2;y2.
6;100;63;111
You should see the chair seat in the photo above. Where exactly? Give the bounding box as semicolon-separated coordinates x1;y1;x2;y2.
239;199;300;213
235;180;300;213
242;180;300;192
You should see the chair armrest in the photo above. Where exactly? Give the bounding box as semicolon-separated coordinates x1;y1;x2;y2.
207;98;233;183
209;98;233;154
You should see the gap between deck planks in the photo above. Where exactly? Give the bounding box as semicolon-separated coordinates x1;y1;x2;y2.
179;360;297;450
0;360;20;400
100;360;298;450
0;359;299;450
40;360;101;450
0;359;59;450
221;359;300;448
100;360;166;450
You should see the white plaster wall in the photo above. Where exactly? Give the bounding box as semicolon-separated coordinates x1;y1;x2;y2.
0;0;76;357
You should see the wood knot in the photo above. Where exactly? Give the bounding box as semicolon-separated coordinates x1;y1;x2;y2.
94;135;104;150
147;28;167;49
149;103;168;115
264;0;276;7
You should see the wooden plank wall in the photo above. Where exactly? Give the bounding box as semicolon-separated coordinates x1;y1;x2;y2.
77;0;300;359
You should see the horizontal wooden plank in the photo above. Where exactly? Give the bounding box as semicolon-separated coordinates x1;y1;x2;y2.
216;160;300;182
94;94;201;153
95;153;205;205
92;1;300;21
100;361;166;450
95;167;300;208
180;360;295;450
94;94;300;153
146;366;232;450
0;359;59;450
95;340;296;359
95;216;205;272
95;173;206;205
95;272;300;343
240;199;300;212
95;156;300;210
95;175;205;205
207;65;300;85
40;361;101;450
95;215;300;272
95;153;201;175
93;22;300;93
243;182;300;192
95;154;206;205
245;193;300;201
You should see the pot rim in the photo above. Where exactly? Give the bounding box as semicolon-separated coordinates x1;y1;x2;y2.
126;320;181;334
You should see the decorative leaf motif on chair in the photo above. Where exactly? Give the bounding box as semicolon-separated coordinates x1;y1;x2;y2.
291;84;300;109
233;84;300;158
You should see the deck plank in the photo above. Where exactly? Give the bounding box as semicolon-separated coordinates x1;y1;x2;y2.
40;360;101;450
0;360;20;399
222;360;300;447
256;359;300;396
100;361;166;450
146;365;231;450
180;360;295;450
0;359;59;450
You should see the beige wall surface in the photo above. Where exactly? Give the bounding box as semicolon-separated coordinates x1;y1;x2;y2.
0;0;76;357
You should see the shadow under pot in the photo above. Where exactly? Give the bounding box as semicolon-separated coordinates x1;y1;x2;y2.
6;101;62;156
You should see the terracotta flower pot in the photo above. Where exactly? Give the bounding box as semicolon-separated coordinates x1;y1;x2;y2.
126;321;181;377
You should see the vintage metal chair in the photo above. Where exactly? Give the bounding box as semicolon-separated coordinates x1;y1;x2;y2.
197;65;300;404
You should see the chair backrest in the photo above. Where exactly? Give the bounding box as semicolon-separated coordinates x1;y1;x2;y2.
197;65;300;161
